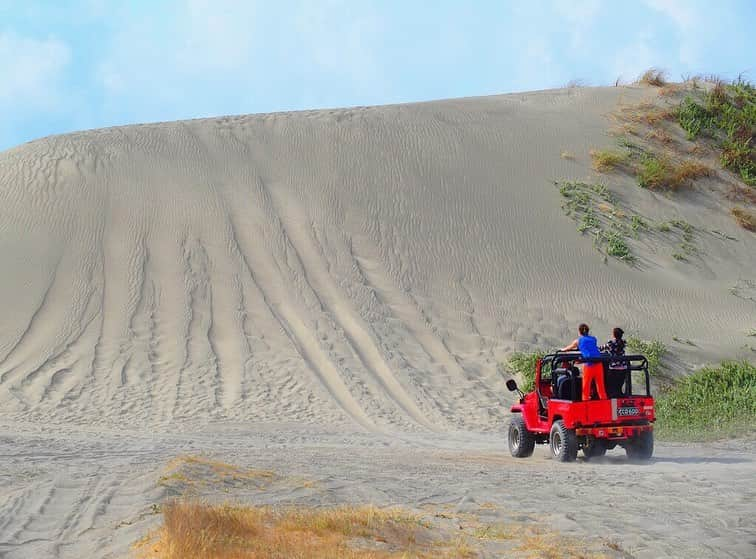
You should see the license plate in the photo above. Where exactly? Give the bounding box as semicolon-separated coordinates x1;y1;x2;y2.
618;406;639;416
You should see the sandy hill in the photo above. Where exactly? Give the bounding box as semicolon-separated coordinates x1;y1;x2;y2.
0;86;753;432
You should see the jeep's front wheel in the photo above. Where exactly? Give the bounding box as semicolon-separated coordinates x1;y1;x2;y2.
625;430;654;461
550;420;577;462
508;415;535;458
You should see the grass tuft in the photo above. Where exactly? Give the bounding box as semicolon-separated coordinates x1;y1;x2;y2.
590;149;628;172
645;127;674;145
637;154;710;190
638;68;667;87
731;206;756;231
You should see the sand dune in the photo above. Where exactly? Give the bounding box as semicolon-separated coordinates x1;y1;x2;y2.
0;86;754;432
1;86;755;559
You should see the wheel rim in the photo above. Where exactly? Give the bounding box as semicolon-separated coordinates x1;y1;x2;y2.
510;426;520;451
551;430;562;456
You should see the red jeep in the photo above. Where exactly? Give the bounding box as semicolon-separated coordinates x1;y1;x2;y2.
506;353;655;461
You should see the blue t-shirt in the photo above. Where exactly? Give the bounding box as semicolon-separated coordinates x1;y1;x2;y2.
578;334;601;358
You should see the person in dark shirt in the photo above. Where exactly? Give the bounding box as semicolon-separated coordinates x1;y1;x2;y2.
601;327;627;397
601;327;626;368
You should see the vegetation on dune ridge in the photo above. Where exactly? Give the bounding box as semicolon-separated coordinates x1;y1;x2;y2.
656;360;756;441
591;70;755;232
555;179;699;264
675;78;756;186
590;142;712;191
638;68;667;87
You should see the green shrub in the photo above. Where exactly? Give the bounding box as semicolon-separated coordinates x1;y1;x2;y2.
507;351;545;392
605;231;632;260
637;154;669;188
677;96;713;139
626;337;666;377
630;215;647;232
577;211;600;233
655;361;756;440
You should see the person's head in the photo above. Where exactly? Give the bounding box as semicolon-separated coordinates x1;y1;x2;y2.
613;327;624;340
578;323;590;336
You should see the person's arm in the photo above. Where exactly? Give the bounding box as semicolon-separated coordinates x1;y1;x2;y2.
560;339;578;352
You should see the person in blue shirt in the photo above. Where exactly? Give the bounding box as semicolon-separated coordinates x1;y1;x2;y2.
560;323;607;400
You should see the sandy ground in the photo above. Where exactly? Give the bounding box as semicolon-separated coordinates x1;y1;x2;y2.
0;86;755;557
1;422;754;559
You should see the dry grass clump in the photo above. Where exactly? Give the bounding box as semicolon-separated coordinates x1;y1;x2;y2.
474;521;614;559
560;150;575;160
515;532;611;559
590;149;628;172
135;500;471;559
608;123;638;137
726;184;756;204
659;83;686;97
158;456;276;492
638;155;711;190
638;68;667;87
616;101;675;126
645;127;674;145
731;207;756;231
675;159;713;181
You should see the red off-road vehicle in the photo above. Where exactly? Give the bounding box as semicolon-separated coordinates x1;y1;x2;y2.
506;353;655;461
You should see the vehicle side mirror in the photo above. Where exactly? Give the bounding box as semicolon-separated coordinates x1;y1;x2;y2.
506;379;518;392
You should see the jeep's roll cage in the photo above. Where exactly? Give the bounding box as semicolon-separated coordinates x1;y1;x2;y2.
537;353;651;403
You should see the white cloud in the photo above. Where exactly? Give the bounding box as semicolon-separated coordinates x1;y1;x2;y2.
643;0;704;67
612;30;664;83
644;0;698;29
0;31;71;108
554;0;601;50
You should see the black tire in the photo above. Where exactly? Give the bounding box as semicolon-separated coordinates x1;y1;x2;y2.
550;420;578;462
583;438;607;461
625;430;654;461
508;415;535;458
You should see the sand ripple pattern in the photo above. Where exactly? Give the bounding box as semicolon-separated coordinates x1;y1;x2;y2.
0;89;754;430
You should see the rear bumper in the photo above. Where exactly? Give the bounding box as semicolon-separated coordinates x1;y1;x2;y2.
575;423;653;440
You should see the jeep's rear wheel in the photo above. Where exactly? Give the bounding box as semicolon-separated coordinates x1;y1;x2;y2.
625;430;654;461
582;437;607;461
508;415;535;458
550;420;577;462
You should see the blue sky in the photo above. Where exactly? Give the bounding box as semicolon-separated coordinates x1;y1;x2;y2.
1;0;754;151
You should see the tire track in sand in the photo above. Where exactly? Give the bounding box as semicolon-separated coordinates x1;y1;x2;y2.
265;189;437;431
225;212;377;432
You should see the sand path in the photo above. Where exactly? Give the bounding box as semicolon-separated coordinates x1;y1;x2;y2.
1;423;754;559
